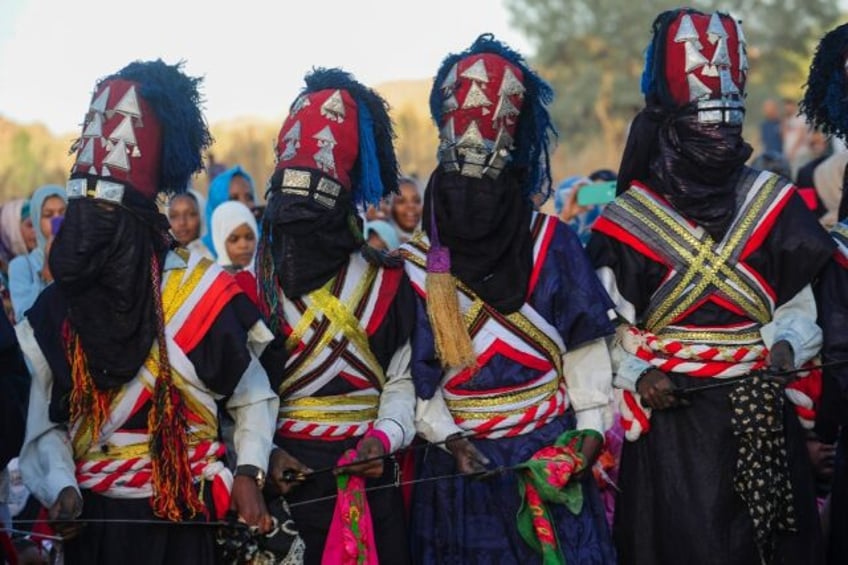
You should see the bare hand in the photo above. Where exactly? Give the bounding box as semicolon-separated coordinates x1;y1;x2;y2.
446;434;490;475
637;369;680;410
335;437;385;478
230;475;273;533
767;340;795;381
267;448;312;495
48;486;83;539
574;433;604;479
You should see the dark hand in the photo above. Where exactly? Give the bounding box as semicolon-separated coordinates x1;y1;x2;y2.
806;438;836;480
48;486;83;539
637;369;680;410
574;433;604;479
230;475;273;533
767;340;795;382
268;448;312;495
446;434;490;475
335;437;385;478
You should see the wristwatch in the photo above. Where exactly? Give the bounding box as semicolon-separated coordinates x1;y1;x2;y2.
235;465;266;490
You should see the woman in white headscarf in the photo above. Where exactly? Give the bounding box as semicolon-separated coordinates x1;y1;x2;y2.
211;200;259;304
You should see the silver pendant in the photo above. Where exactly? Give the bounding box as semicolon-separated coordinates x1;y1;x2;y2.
461;58;490;83
90;86;111;114
103;139;131;171
674;14;699;43
440;117;455;145
701;64;719;77
109;114;137;145
710;37;731;68
83;112;104;138
684;41;709;73
320;90;346;123
493;94;520;124
462;81;492;110
456;120;487;151
687;73;712;101
280;121;301;161
498;67;525;97
707;12;727;44
441;63;458;94
76;138;95;165
442;94;459;114
719;67;739;96
114;85;142;118
291;95;311;115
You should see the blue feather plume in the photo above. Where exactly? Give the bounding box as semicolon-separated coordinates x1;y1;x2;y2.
430;33;558;200
801;23;848;141
302;68;399;206
105;60;212;195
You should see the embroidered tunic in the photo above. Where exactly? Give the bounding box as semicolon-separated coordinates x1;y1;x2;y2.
404;213;618;564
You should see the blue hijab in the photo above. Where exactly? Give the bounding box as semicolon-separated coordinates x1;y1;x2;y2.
202;165;255;257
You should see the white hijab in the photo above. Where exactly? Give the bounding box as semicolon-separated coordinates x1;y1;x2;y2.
211;201;258;268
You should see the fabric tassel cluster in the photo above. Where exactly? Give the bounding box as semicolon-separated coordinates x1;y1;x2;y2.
425;243;476;370
66;323;113;448
146;254;204;521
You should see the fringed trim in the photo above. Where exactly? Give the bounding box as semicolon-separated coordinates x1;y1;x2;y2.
65;323;113;447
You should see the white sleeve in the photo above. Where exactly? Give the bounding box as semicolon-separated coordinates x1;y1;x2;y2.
374;340;416;452
15;319;79;507
226;352;279;472
415;387;464;447
759;285;822;367
564;337;614;433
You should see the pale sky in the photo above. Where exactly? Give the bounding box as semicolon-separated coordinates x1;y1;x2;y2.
0;0;530;134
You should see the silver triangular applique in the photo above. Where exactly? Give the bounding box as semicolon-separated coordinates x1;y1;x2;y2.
114;85;142;118
109;114;137;145
131;146;141;158
291;95;311;115
312;125;337;145
76;138;95;165
701;64;719;77
674;14;699;43
313;143;336;174
493;94;520;123
440;117;455;144
492;125;514;154
719;67;739;96
710;37;731;67
498;67;525;97
684;41;709;73
734;18;746;45
101;165;112;177
320;90;346;123
103;139;130;170
707;12;727;44
83;112;103;138
462;81;492;110
687;73;712;101
457;121;487;151
280;120;301;161
442;94;459;113
90;86;110;114
461;58;489;83
441;63;458;93
89;166;98;175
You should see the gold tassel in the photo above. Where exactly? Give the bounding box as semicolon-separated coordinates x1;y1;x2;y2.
425;270;477;369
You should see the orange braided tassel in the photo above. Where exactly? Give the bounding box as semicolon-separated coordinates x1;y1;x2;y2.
65;324;112;446
146;254;204;521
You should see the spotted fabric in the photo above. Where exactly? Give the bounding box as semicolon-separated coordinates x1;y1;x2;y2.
729;377;797;563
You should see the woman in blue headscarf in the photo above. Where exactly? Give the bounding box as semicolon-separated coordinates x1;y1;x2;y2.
202;165;255;257
8;185;67;321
